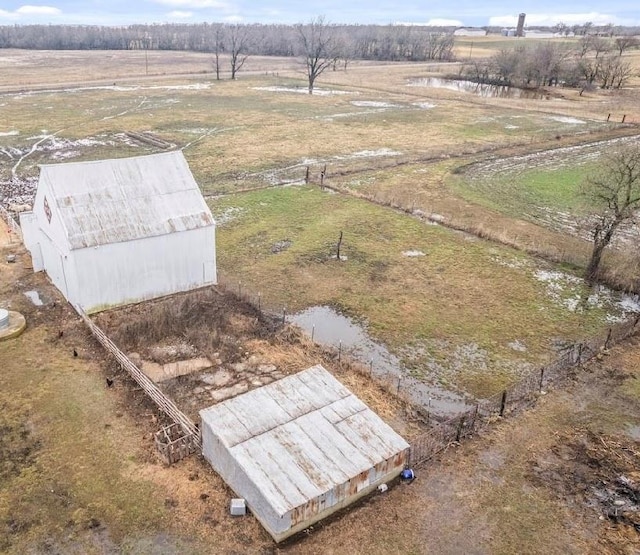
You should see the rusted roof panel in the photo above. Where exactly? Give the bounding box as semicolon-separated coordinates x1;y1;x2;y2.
39;151;214;249
200;365;409;516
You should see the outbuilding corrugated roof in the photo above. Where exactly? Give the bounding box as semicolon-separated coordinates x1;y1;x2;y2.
200;365;410;516
39;151;214;249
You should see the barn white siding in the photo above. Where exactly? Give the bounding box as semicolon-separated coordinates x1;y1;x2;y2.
200;365;409;542
71;226;216;313
20;151;216;312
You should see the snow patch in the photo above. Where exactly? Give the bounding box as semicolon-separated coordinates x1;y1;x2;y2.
351;100;398;108
508;340;527;352
252;86;354;96
547;116;586;125
403;250;425;257
0;130;19;137
412;102;437;109
334;148;402;160
215;206;244;226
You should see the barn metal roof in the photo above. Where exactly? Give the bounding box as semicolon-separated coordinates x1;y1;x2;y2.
39;151;214;249
200;365;409;516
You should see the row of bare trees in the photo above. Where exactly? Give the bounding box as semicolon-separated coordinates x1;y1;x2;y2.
0;21;454;61
463;35;638;91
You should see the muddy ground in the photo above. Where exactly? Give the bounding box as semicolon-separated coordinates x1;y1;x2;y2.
2;222;640;554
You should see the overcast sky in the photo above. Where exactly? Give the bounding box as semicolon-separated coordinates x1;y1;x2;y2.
1;1;638;27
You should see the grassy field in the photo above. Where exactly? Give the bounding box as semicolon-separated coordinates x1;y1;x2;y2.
2;48;640;395
2;44;640;554
211;185;638;397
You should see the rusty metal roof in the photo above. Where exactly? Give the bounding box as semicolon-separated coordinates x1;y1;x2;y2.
39;151;214;249
200;365;409;516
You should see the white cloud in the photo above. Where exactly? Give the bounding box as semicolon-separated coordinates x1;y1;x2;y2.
223;14;243;22
0;5;61;18
16;5;61;15
489;12;623;27
154;0;230;8
167;10;193;18
426;18;463;26
0;9;19;19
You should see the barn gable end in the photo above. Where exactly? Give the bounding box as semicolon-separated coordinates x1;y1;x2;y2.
20;151;216;312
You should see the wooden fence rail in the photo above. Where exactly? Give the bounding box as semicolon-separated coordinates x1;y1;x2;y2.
78;309;201;446
0;204;23;240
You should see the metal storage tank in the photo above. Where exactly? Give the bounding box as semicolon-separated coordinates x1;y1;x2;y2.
19;151;216;313
200;365;410;542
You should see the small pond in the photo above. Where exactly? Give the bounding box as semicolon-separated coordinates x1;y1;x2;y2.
408;77;549;100
290;305;473;418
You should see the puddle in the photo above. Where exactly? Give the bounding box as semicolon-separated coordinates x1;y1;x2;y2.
407;77;549;99
289;306;473;417
24;290;43;305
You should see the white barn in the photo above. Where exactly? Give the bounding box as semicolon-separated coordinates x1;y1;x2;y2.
20;151;216;313
200;365;410;542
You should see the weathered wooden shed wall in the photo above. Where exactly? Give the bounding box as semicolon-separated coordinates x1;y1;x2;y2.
200;365;410;542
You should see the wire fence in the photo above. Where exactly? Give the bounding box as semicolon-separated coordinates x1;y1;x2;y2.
0;204;23;241
6;207;640;468
78;308;202;458
216;275;640;467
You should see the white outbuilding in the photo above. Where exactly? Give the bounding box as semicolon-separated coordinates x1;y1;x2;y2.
20;151;216;313
200;365;410;542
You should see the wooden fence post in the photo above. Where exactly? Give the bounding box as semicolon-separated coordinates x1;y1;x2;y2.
539;367;545;392
456;416;465;442
499;390;507;417
604;328;612;350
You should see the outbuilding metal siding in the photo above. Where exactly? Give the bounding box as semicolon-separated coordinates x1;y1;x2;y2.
38;151;214;249
200;365;409;542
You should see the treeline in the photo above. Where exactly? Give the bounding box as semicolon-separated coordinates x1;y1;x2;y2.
463;35;639;90
0;23;455;62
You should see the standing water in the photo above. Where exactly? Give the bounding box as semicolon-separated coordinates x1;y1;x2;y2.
290;306;473;418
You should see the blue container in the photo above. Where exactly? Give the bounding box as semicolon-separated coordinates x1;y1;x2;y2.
400;468;415;481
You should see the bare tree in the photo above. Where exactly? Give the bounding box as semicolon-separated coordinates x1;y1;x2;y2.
582;146;640;283
491;47;521;85
213;26;224;80
598;56;633;88
296;17;340;94
228;24;251;80
615;36;640;56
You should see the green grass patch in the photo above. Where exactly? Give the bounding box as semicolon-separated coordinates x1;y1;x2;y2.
211;185;625;397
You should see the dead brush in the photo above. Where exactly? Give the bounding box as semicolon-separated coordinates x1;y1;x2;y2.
599;249;640;293
110;288;267;348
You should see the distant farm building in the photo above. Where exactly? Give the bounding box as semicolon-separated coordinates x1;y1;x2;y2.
200;365;410;542
454;27;487;37
20;151;216;313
